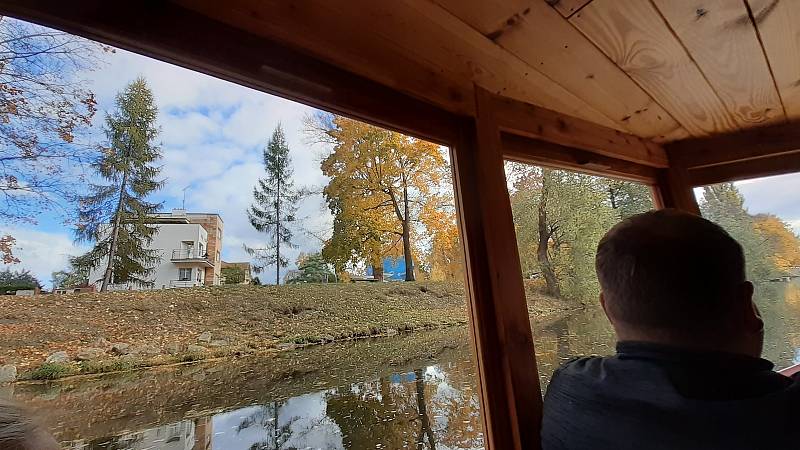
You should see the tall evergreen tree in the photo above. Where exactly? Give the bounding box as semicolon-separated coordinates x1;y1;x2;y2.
75;78;163;291
246;125;300;285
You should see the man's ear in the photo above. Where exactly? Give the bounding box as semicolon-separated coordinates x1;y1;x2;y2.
599;292;611;321
739;281;762;332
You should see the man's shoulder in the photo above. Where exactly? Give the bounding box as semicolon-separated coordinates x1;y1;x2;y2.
546;355;614;399
551;355;608;379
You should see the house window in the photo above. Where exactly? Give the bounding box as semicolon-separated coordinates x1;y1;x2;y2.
178;268;192;281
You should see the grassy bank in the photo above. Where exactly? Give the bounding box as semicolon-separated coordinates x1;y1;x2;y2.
0;281;581;380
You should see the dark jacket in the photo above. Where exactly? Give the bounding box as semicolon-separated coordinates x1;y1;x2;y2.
541;341;800;450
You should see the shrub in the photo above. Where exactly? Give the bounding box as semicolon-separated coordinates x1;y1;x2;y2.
28;363;72;380
79;360;138;374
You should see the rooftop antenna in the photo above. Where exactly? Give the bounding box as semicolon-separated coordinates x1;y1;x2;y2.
182;185;190;210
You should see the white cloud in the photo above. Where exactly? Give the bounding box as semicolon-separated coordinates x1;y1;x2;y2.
735;173;800;220
789;219;800;236
0;227;87;287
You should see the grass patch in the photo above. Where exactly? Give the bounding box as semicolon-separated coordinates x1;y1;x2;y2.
28;363;73;380
179;353;206;363
78;360;140;374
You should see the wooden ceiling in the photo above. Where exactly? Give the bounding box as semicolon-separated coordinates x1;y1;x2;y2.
177;0;797;143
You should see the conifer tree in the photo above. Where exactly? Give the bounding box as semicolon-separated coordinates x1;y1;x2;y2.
75;78;163;291
246;125;300;285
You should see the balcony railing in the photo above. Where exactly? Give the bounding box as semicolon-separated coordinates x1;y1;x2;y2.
169;280;202;288
171;249;209;261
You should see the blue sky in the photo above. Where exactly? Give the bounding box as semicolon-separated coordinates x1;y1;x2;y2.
1;29;799;286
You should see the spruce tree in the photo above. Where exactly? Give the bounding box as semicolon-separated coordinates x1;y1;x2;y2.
75;78;163;291
246;125;300;285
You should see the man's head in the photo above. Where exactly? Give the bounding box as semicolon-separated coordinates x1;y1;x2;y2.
596;209;762;357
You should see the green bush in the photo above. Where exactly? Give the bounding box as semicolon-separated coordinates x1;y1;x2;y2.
79;360;138;374
0;284;37;294
179;353;204;363
28;363;72;380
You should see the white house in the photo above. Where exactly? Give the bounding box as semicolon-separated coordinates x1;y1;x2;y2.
88;209;224;290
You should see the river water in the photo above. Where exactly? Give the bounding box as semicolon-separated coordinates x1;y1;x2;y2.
10;281;800;450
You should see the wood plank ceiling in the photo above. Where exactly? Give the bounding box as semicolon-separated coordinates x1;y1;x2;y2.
178;0;796;143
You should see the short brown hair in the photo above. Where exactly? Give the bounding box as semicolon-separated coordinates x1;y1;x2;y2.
596;209;746;332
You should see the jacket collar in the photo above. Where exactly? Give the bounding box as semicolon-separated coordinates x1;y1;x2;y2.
616;340;774;372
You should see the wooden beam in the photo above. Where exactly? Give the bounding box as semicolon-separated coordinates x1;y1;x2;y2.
502;133;659;183
452;87;542;450
550;0;593;18
486;91;669;167
687;152;800;186
0;0;462;146
655;167;700;214
667;121;800;169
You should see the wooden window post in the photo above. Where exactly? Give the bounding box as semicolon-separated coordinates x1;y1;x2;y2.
654;166;700;214
450;87;543;450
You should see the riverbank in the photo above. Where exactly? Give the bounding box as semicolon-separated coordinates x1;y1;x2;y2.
0;281;581;380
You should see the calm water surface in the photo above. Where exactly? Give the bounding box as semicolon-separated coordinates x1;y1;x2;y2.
10;281;800;449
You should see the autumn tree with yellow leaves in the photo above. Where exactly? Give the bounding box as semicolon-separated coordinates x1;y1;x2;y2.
306;113;458;282
754;214;800;273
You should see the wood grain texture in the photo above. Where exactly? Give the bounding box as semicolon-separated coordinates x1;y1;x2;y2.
653;0;785;128
571;0;738;137
502;133;660;183
436;0;681;138
174;0;477;116
393;0;620;128
430;0;533;36
655;167;701;214
747;0;800;119
490;93;669;167
687;151;800;185
180;0;621;131
451;87;544;450
667;120;800;168
549;0;593;18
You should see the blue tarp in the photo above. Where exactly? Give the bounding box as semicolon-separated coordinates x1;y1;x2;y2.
366;257;408;281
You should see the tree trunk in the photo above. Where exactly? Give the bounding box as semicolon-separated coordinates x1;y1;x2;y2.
100;170;129;292
276;177;281;286
538;170;560;298
415;369;436;450
372;262;384;281
402;184;415;281
402;219;414;281
273;401;279;449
